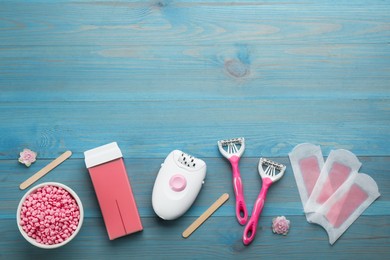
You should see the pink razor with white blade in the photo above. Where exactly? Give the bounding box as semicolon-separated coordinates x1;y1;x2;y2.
243;158;286;245
218;137;248;225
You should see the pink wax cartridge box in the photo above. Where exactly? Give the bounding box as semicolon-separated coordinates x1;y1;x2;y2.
84;142;143;240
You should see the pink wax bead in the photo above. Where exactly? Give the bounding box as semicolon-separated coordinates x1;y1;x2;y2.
19;184;80;246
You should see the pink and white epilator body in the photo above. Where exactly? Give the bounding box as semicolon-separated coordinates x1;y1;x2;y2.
84;142;143;240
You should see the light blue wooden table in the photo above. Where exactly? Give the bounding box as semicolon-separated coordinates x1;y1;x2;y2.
1;0;389;259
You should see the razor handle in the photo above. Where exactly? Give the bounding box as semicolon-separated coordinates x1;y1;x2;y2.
229;155;248;225
243;177;273;245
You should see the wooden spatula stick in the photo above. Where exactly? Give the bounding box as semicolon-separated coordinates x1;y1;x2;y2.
182;193;229;238
19;151;72;190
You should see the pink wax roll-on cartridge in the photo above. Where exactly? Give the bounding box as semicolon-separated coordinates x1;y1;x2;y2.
84;142;143;240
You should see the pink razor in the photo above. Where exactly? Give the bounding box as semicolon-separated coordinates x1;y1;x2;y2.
218;137;248;225
243;158;286;245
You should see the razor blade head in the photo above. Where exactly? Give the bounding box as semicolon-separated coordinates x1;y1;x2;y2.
217;137;245;159
258;158;286;182
218;137;245;146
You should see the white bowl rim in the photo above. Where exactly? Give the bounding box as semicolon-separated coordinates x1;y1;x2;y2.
16;182;84;249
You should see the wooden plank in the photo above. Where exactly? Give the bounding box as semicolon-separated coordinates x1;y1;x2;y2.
2;157;388;217
0;100;389;159
2;154;389;256
1;216;389;259
1;44;389;102
1;1;389;46
1;0;389;258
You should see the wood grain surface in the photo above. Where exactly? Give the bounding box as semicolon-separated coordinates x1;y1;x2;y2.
0;0;389;259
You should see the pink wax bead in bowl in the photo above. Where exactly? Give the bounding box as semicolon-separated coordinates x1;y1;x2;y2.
16;182;84;249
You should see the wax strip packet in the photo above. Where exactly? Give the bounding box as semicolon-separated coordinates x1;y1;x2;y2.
306;173;380;245
289;143;324;213
304;149;362;214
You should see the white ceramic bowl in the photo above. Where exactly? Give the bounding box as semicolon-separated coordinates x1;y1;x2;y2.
16;182;84;249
